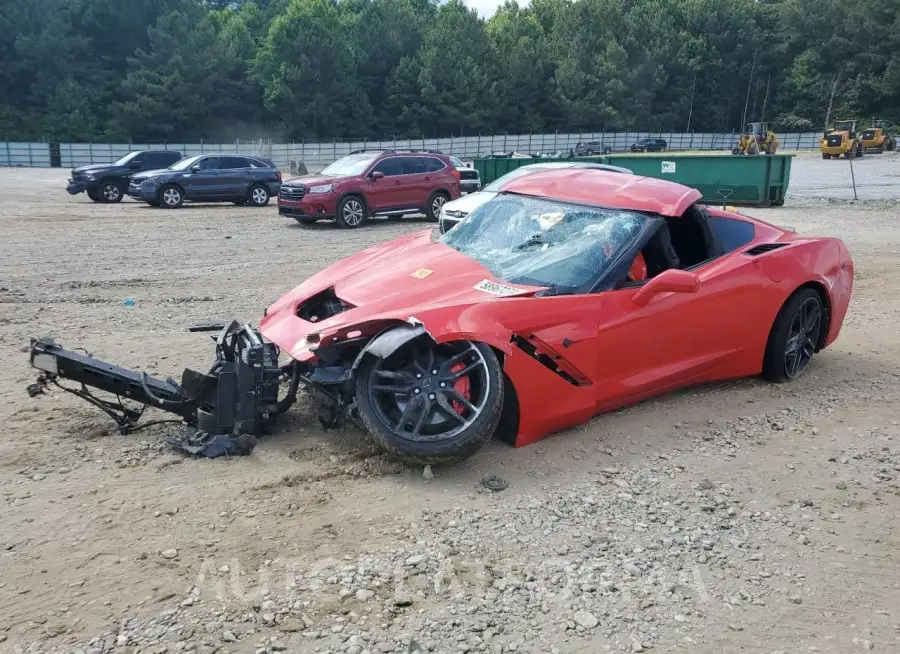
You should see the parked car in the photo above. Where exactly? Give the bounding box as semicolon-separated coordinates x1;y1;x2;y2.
278;150;461;228
127;154;282;209
573;141;613;156
450;156;480;194
66;150;183;203
438;162;634;234
631;138;668;152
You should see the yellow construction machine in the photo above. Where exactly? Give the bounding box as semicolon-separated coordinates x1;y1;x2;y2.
859;119;896;153
820;119;864;159
732;122;779;155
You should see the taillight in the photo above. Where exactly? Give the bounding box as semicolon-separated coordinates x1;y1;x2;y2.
275;170;282;181
451;169;461;181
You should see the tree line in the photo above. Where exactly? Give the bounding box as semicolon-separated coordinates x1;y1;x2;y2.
1;0;897;143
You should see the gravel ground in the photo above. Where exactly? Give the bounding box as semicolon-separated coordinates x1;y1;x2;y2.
786;150;900;201
0;160;899;654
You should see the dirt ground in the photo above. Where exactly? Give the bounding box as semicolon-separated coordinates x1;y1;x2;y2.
1;154;899;654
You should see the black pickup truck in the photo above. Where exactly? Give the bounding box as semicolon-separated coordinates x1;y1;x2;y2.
66;150;183;203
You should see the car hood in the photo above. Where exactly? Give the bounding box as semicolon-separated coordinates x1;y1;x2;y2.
130;168;173;181
259;228;544;360
73;164;117;174
442;191;497;215
283;173;345;187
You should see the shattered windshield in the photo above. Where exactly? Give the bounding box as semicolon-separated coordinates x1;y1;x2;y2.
440;194;647;294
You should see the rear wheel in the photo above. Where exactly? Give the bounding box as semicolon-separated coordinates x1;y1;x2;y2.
762;288;824;383
821;152;831;159
356;338;504;464
247;184;270;207
336;195;366;229
425;191;449;222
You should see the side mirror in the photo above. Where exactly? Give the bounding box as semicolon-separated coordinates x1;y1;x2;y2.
190;165;201;173
370;170;384;180
632;269;699;307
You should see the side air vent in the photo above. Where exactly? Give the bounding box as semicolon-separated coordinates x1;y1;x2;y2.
744;243;788;256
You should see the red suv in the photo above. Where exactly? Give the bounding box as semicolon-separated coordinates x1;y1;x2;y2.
278;150;461;228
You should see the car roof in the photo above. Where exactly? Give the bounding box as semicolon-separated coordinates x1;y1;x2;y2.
495;168;702;217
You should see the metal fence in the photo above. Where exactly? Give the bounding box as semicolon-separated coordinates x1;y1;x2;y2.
2;132;823;168
0;142;52;167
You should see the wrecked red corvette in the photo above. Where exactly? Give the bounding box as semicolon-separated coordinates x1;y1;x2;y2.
28;169;853;464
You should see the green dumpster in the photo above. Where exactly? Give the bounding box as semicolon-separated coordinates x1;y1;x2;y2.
474;156;605;188
473;153;794;207
603;153;793;207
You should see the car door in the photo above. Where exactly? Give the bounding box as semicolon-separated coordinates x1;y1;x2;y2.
366;156;403;212
398;156;429;208
589;226;763;411
184;156;223;199
218;156;253;199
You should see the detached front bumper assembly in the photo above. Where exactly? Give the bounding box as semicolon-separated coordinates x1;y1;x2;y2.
27;320;298;440
66;180;90;195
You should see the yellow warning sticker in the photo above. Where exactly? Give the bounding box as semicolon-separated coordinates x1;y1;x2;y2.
411;268;434;279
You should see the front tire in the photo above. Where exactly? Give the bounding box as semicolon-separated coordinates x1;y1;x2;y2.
99;181;123;203
425;191;449;222
159;184;184;209
762;288;824;383
247;184;270;207
336;195;366;229
356;339;504;464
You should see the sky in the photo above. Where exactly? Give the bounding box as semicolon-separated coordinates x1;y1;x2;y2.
461;0;523;18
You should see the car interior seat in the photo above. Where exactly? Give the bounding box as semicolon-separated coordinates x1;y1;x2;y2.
641;223;681;277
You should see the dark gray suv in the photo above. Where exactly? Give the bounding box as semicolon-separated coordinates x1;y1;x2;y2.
128;154;283;209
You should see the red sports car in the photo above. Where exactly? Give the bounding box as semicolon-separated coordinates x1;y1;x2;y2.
259;168;854;463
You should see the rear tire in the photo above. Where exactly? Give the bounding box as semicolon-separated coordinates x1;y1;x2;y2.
336;195;366;229
821;153;830;159
247;183;270;207
355;339;503;465
425;191;449;222
762;288;825;383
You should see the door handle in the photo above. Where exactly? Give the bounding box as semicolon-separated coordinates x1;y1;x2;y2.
394;180;402;185
424;176;431;181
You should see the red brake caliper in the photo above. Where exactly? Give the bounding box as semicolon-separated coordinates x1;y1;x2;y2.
449;363;471;415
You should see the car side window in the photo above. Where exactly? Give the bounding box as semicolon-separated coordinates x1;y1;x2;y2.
422;157;445;173
708;216;755;253
197;157;220;171
400;156;426;175
220;156;248;169
371;157;401;177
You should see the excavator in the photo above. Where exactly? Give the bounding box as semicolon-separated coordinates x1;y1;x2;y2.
859;119;896;154
732;122;779;155
820;119;864;159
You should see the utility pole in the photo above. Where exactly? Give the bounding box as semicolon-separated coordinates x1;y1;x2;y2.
741;48;759;130
686;77;696;132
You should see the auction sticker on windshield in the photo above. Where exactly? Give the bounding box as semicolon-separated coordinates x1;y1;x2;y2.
474;279;528;296
411;268;434;279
